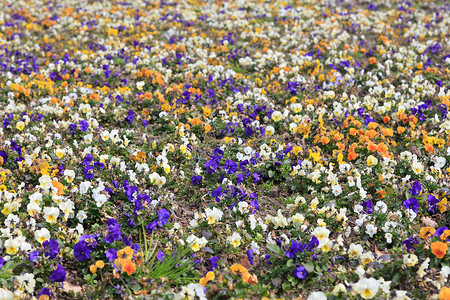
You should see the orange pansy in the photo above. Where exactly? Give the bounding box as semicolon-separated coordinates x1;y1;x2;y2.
204;124;211;133
51;180;65;195
419;227;435;239
90;264;97;274
348;151;358;161
367;142;377;152
200;271;215;286
121;259;136;275
424;143;433;153
320;136;330;145
123;246;134;259
431;241;448;259
439;287;450;300
441;230;450;242
190;118;203;126
230;264;248;275
376;142;388;153
247;273;258;285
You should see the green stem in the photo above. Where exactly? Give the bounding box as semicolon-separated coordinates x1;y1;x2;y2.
119;275;137;300
141;222;148;260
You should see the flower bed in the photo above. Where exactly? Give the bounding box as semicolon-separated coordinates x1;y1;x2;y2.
0;0;450;299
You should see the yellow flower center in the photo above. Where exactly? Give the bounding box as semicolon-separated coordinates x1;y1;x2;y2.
361;289;373;298
47;215;56;223
6;247;17;255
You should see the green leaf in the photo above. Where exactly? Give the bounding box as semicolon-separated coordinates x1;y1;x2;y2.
282;282;291;291
303;262;315;273
287;259;294;267
417;194;427;202
405;191;412;199
267;244;283;255
315;264;324;272
392;272;402;284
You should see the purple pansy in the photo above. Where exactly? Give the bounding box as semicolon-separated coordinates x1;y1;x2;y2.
286;241;307;258
247;249;254;265
106;248;118;262
157;208;170;227
79;120;89;131
403;197;419;213
362;200;374;214
403;236;419;252
191;175;202;185
83;165;94;179
293;265;308;279
409;180;422;196
43;239;59;259
39;288;51;298
82;154;93;165
49;264;66;282
209;256;219;270
428;195;439;212
306;236;319;251
104;219;122;244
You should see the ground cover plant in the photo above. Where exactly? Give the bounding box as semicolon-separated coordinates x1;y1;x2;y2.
0;0;449;299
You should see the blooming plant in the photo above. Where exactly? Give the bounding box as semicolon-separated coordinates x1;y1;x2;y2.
0;0;450;299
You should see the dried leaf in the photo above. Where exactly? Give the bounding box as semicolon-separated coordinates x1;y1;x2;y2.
201;247;214;254
421;217;437;228
271;278;281;287
62;281;82;294
239;257;252;269
201;230;212;239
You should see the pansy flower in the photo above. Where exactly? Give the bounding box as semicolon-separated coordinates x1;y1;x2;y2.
428;195;439;212
73;235;98;261
403;198;419;213
83;165;95;179
212;186;222;202
436;227;449;237
205;159;218;174
39;288;51;299
431;241;448;259
157;208;170;227
286;241;307;258
247;249;254;265
68;123;77;135
29;251;39;262
306;236;319;251
409;180;422;196
104;219;122;244
94;161;104;169
82;154;93;165
208;256;219;271
362;200;374;214
146;219;158;234
125;110;135;124
0;151;7;164
236;173;245;183
43;239;59;259
49;265;66;282
0;257;5;270
293;265;308;279
402;237;419;252
106;248;118;262
191;175;202;186
249;193;260;211
224;159;238;174
79;120;89;131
